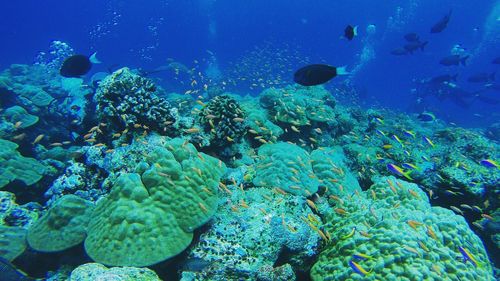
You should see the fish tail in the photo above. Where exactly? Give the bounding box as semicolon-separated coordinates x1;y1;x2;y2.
461;55;469;66
403;170;413;181
336;66;350;75
353;26;358;36
421;41;428;51
89;52;102;64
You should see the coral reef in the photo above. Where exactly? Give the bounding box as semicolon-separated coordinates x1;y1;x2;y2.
0;139;46;188
27;195;94;252
311;176;495;280
70;263;161;281
253;142;319;196
180;187;320;280
0;225;27;261
197;94;247;148
259;85;336;126
94;67;177;136
85;138;226;266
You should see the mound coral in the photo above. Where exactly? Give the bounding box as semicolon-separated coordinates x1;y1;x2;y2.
3;106;39;129
253;142;319;196
0;139;46;188
259;85;336;126
311;176;495;280
27;195;94;252
0;225;27;261
310;146;361;197
70;263;161;281
84;138;226;266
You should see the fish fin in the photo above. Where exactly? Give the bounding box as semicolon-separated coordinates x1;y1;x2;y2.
353;26;358;36
420;41;428;51
89;52;102;64
461;55;469;66
403;170;413;181
336;66;350;75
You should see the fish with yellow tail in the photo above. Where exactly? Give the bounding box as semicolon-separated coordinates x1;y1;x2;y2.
349;260;372;276
480;159;499;169
458;246;481;268
386;163;413;180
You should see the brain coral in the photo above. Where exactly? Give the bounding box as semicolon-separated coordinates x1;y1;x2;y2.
84;138;226;266
310;176;495;280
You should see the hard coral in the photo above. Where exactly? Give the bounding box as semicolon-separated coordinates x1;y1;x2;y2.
311;176;495;280
94;68;176;136
84;138;226;266
198;95;247;147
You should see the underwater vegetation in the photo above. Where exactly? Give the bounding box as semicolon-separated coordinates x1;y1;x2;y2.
0;44;497;280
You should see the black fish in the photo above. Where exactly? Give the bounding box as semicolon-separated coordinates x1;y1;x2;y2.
431;10;452;33
60;52;101;78
492;57;500;64
468;72;495;83
404;33;419;42
293;64;348;86
429;74;457;84
390;48;409;56
344;25;358;41
0;257;35;281
404;41;428;53
439;55;468;66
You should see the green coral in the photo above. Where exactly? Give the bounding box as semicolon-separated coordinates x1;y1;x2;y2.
3;106;39;128
0;139;45;188
253;142;319;196
198;94;247;147
0;225;27;261
85;138;226;266
27;195;94;252
260;85;336;126
310;146;361;197
311;176;495;280
70;263;161;281
241;99;282;144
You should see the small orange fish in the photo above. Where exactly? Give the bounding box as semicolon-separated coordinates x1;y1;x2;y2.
426;225;438;240
407;220;423;230
185;127;200;134
334;208;348;215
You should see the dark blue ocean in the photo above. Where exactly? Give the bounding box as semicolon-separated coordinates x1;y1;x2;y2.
1;0;498;126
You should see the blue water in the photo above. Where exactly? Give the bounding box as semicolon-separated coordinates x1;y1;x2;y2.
0;0;500;126
1;0;498;127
